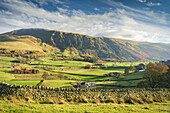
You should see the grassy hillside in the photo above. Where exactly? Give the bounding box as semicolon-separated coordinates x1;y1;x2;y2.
2;28;169;61
0;34;59;52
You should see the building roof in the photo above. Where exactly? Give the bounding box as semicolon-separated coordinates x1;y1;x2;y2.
109;72;120;74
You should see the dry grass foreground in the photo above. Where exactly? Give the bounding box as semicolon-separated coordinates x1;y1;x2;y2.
0;99;169;113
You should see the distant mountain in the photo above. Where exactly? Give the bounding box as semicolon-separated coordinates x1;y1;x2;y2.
1;28;170;61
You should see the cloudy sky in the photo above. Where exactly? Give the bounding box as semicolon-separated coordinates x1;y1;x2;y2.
0;0;170;43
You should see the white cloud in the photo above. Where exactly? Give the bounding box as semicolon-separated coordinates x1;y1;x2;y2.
146;2;161;6
0;0;169;43
94;8;100;11
57;7;68;13
138;0;146;3
34;0;64;6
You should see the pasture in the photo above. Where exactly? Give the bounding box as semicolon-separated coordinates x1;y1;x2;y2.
0;99;169;113
0;56;147;89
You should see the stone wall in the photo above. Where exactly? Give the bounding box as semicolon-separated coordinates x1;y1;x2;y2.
0;81;170;102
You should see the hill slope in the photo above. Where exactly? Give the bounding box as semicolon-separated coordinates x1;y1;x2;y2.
1;28;170;61
0;33;59;52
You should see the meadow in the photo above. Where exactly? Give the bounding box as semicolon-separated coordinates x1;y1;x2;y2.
0;100;169;113
0;55;147;89
0;53;169;113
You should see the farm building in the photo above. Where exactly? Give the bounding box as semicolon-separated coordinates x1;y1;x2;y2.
85;82;96;87
139;69;145;72
77;82;96;88
107;72;120;77
135;63;146;70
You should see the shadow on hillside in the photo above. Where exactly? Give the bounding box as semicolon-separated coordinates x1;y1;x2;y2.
101;66;125;70
0;36;18;42
29;63;63;67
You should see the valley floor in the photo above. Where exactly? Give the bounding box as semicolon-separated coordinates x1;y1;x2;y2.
0;56;148;89
0;100;169;113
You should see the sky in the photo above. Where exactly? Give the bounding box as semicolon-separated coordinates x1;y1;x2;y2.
0;0;170;43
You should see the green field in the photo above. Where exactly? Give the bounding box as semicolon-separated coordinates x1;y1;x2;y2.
0;100;169;113
0;56;146;89
0;48;169;113
6;80;75;88
0;71;14;81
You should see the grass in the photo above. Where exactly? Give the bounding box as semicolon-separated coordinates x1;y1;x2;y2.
6;80;40;86
121;71;145;80
105;61;149;67
0;56;17;61
112;79;142;86
0;35;43;51
93;71;144;89
62;68;124;76
12;73;43;80
0;100;169;113
0;71;14;81
6;80;75;88
0;56;169;113
37;60;92;68
0;56;145;89
44;80;75;88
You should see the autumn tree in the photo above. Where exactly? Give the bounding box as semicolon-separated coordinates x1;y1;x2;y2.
137;62;169;88
85;64;92;69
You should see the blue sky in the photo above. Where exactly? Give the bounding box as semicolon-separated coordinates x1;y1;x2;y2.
0;0;170;43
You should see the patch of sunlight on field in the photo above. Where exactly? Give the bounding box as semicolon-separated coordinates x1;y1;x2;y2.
105;61;149;67
95;81;117;85
0;56;17;61
13;73;43;80
0;71;14;81
62;68;124;76
6;80;40;86
44;80;75;88
42;60;92;68
0;40;43;51
6;80;75;88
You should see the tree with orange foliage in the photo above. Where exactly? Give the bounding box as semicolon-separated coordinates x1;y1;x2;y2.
147;62;169;74
137;62;169;88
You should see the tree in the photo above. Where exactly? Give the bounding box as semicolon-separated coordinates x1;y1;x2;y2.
42;72;49;80
129;66;136;72
154;63;169;74
147;62;157;70
90;57;98;63
124;67;130;75
137;62;169;88
85;64;92;69
147;62;169;74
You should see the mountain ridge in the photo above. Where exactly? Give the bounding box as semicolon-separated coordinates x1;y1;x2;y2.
1;28;170;61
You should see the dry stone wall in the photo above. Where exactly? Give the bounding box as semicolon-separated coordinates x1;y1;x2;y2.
0;81;170;103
